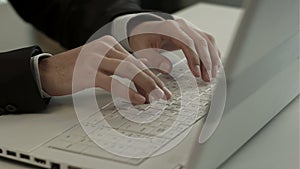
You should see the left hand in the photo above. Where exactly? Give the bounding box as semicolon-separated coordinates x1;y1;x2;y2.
39;36;171;104
128;17;221;82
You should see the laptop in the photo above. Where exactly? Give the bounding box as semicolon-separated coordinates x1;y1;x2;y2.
0;0;298;168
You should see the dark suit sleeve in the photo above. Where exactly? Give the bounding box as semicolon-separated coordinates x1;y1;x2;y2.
0;46;49;114
8;0;144;49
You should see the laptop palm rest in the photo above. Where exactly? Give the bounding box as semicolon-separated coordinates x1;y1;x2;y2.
0;97;78;152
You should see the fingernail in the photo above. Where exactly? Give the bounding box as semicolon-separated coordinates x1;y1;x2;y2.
159;62;172;73
195;65;201;77
134;94;146;103
204;73;211;82
149;88;165;102
163;87;172;96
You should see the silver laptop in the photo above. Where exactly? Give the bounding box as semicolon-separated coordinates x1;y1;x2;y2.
0;0;298;168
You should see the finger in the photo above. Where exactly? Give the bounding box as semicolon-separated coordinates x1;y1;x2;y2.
126;62;167;102
176;19;213;79
199;32;221;78
200;62;210;82
159;20;201;77
100;58;166;101
114;42;132;54
106;45;150;71
201;32;221;58
168;37;201;77
83;36;119;57
106;45;129;60
125;55;172;100
98;57;120;75
95;73;146;104
134;49;173;74
142;71;172;100
94;36;142;63
106;48;172;99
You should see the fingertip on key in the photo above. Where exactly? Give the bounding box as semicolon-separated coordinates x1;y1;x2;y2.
134;94;146;104
192;65;200;77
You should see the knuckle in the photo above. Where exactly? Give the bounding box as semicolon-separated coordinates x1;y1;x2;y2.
101;35;115;42
97;40;111;49
124;61;134;68
130;59;143;68
176;18;185;23
163;20;177;28
124;61;138;74
184;38;195;48
206;34;216;43
198;38;208;47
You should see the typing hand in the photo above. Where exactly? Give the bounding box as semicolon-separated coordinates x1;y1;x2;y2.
129;17;221;82
39;36;171;104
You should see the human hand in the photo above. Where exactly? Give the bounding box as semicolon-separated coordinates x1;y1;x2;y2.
129;17;221;82
38;36;171;104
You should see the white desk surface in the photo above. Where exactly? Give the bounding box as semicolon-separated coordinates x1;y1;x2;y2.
0;2;299;169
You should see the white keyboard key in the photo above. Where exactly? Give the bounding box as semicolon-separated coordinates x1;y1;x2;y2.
150;100;168;110
134;104;150;110
179;108;197;117
150;137;169;145
177;116;197;125
113;99;132;110
162;119;176;126
184;102;200;111
102;103;117;112
138;125;155;134
104;114;128;129
157;115;170;122
163;109;179;117
144;121;162;128
125;110;161;123
166;104;181;111
120;122;142;133
161;125;189;139
118;129;147;138
149;125;170;136
141;108;163;117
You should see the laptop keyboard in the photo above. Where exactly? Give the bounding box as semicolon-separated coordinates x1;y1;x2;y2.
48;59;213;165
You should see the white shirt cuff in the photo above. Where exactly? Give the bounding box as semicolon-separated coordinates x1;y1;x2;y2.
111;13;165;52
31;53;52;98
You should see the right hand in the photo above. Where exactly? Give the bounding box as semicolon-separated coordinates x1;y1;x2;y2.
129;18;221;82
38;36;172;104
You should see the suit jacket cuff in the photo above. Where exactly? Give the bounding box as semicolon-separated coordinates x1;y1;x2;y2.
0;46;50;114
